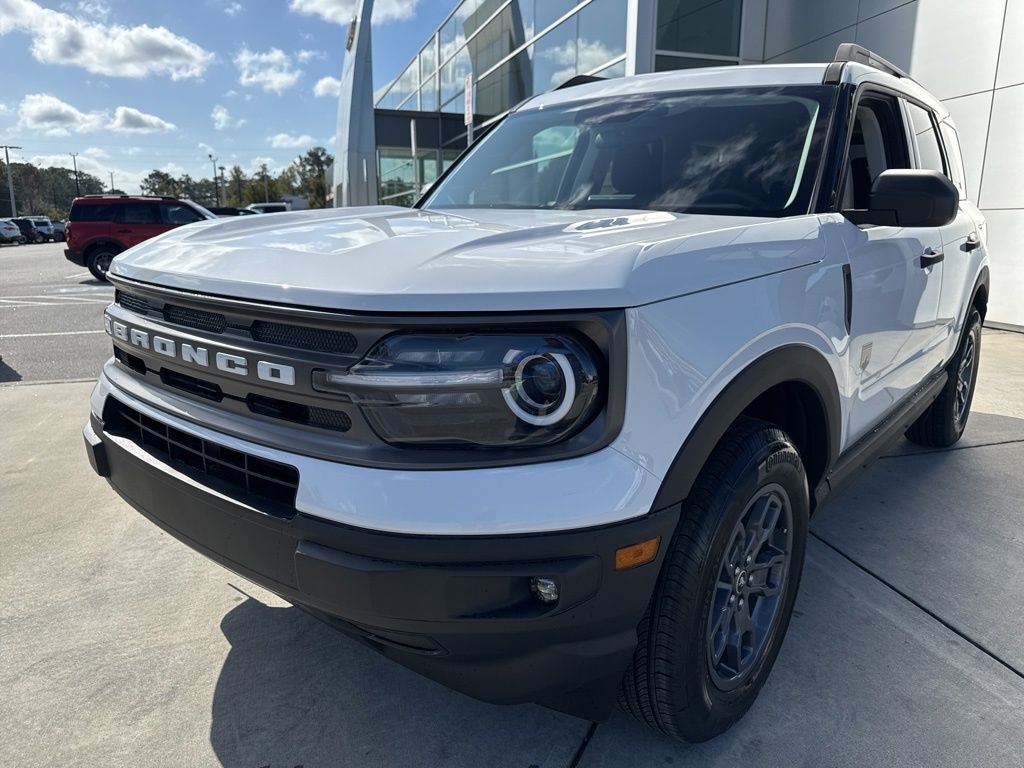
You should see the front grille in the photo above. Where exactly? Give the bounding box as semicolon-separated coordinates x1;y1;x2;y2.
164;304;227;333
115;290;359;356
104;399;299;517
247;393;352;432
251;320;357;354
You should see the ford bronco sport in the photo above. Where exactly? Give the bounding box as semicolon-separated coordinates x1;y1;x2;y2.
84;46;989;741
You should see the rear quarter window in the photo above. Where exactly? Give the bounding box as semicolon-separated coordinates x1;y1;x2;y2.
69;203;115;222
939;121;968;200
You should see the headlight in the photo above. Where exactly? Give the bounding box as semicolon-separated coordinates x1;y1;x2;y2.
312;333;601;447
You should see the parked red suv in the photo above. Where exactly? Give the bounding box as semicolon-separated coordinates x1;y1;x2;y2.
64;195;216;280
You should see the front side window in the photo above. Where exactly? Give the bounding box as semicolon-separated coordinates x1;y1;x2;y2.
423;86;834;218
841;93;910;210
161;204;204;225
906;102;946;177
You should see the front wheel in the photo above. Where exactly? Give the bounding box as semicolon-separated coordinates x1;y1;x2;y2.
87;247;120;281
619;418;809;742
906;308;982;448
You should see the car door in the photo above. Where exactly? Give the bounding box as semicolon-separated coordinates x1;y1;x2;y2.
905;104;984;359
838;89;946;445
112;202;162;248
158;202;207;230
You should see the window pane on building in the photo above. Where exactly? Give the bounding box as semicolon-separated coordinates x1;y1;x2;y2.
419;41;436;82
421;74;438;111
476;52;532;117
440;45;472;106
535;0;577;33
578;0;627;74
655;55;737;72
656;0;741;57
531;16;579;94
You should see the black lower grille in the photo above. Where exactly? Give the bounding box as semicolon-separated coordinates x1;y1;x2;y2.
104;399;299;517
247;394;352;432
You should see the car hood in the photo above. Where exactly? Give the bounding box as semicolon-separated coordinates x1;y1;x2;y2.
109;206;824;312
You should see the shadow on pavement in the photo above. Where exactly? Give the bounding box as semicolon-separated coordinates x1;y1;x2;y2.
209;598;589;768
0;359;22;383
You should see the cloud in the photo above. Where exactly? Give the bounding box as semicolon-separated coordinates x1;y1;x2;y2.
17;93;105;135
313;75;341;98
234;47;301;93
268;132;315;149
17;93;175;135
1;0;213;80
74;0;109;20
223;1;242;15
288;0;417;25
109;105;176;133
296;49;324;63
198;142;215;155
211;104;245;130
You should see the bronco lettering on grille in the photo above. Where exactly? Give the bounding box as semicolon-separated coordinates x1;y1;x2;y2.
104;312;296;386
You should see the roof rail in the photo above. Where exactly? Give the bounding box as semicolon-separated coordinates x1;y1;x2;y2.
826;43;912;83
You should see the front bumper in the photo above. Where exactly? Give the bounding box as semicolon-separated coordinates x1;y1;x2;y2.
85;386;679;720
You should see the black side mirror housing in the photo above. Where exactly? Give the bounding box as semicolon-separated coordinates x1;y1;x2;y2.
843;169;959;228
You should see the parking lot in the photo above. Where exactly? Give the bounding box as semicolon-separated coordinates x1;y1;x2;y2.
2;243;1023;767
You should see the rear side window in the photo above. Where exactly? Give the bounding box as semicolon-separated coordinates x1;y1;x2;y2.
115;203;159;224
69;203;115;222
906;102;946;176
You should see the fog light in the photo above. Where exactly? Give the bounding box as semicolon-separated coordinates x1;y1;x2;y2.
530;576;559;604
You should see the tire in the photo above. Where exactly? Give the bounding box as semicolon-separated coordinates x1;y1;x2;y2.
87;247;120;281
906;308;982;448
619;418;809;742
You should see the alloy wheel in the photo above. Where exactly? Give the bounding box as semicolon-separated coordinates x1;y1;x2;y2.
706;484;793;691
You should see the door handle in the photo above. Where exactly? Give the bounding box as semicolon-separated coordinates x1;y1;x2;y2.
920;247;944;268
963;232;981;252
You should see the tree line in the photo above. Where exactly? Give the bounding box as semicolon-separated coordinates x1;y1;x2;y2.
0;146;333;220
140;147;333;210
0;164;105;220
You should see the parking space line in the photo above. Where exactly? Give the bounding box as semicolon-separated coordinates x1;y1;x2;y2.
0;330;106;338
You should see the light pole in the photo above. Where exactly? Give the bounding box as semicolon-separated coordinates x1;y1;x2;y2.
109;171;115;192
208;153;218;207
69;152;81;196
219;165;226;205
1;144;21;216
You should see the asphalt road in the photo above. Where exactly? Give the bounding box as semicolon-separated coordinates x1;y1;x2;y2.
0;241;113;384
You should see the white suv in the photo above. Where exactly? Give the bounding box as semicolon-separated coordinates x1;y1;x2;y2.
84;46;989;741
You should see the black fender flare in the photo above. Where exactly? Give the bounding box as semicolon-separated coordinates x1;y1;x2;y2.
969;265;990;319
651;344;842;510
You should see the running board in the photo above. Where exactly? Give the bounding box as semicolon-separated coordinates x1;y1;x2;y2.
814;370;948;508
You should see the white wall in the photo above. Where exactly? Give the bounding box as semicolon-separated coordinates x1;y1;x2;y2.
747;0;1023;328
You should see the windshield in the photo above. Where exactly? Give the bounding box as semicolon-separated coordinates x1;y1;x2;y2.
184;200;218;219
422;86;835;218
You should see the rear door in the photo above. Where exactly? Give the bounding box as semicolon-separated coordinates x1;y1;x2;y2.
112;202;163;248
905;102;984;359
839;89;946;444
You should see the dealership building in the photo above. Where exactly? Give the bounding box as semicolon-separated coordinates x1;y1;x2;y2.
335;0;1023;328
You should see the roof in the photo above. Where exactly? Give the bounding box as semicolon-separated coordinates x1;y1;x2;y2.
519;59;946;118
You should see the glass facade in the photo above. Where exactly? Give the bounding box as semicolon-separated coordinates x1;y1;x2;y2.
371;0;744;205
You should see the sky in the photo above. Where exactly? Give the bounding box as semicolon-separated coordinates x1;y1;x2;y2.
0;0;455;193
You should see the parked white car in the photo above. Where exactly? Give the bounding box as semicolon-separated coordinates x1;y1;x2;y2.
0;218;23;244
84;45;988;742
26;216;55;241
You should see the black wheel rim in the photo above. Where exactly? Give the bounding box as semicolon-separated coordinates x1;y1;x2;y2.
954;332;976;425
95;253;113;275
706;483;793;691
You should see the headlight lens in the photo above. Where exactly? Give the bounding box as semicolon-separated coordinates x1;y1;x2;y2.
312;333;601;447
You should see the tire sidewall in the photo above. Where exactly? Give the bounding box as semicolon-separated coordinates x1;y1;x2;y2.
88;249;118;281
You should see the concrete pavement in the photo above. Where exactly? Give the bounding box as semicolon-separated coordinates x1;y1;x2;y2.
2;319;1022;764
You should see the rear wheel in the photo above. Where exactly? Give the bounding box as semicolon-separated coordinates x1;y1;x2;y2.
619;418;808;742
87;247;120;281
906;308;982;448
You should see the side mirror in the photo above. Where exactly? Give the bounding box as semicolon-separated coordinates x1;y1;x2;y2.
843;169;958;228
